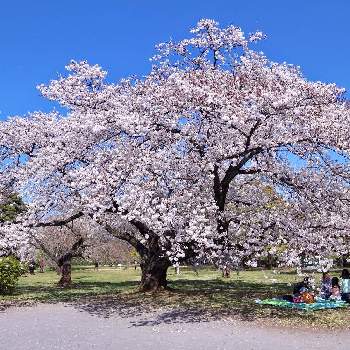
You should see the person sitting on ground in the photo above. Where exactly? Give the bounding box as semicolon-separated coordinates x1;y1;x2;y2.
294;276;315;303
330;277;341;301
281;276;313;303
340;269;350;303
319;271;332;299
293;276;312;295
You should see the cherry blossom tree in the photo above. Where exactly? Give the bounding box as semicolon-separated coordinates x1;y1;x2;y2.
1;19;350;291
32;219;90;286
31;217;132;286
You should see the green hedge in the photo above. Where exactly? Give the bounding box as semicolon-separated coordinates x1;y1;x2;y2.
0;256;23;295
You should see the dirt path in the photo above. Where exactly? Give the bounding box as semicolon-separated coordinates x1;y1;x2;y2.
1;303;349;350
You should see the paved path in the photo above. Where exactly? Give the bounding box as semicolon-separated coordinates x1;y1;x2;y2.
1;303;350;350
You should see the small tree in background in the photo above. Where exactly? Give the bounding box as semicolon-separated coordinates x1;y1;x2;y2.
31;217;134;286
84;238;133;266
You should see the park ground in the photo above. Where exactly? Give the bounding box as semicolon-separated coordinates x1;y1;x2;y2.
1;265;350;330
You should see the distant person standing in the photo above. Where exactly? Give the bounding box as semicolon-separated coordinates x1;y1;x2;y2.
192;263;199;276
320;271;332;299
222;266;230;278
340;269;350;303
94;261;99;271
28;260;36;275
39;258;45;273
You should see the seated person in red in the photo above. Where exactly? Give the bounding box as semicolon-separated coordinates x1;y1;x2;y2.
282;276;312;303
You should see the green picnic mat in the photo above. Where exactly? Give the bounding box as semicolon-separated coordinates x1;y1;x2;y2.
256;298;348;311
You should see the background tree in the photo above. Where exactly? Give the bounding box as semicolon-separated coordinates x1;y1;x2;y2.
33;223;86;286
84;238;133;266
31;216;134;286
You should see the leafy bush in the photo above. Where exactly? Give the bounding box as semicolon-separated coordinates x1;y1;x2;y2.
0;256;22;295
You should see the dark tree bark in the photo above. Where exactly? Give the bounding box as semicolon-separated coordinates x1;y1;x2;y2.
139;255;171;292
266;253;273;270
58;260;72;287
102;217;173;292
56;237;84;287
101;215;198;293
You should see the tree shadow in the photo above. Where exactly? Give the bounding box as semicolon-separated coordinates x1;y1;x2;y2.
0;280;139;309
68;278;323;327
2;277;344;328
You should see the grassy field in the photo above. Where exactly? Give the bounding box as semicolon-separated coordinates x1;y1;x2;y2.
1;265;349;329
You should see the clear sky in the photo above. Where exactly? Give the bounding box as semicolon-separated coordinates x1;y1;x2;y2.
0;0;349;119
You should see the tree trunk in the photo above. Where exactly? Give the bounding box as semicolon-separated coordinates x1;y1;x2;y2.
267;253;273;270
57;260;72;287
139;256;171;292
56;236;84;287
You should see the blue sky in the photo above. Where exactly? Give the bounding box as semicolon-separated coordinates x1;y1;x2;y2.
0;0;349;119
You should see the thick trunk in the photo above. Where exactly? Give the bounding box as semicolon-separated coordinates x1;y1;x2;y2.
57;260;72;287
267;253;273;270
56;236;84;287
139;256;171;292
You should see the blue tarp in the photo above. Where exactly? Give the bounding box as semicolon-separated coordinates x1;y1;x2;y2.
256;298;348;311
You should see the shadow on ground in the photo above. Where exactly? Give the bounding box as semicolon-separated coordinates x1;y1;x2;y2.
2;277;349;329
68;278;323;327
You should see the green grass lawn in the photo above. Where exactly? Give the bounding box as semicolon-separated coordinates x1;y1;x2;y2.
1;265;349;329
